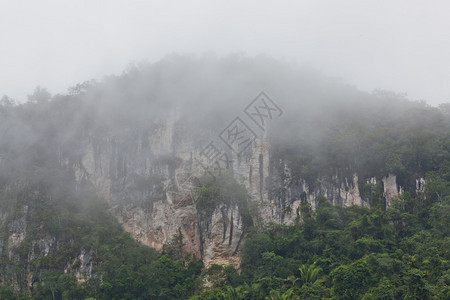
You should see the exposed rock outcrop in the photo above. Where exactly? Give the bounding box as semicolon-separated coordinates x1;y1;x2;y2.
73;115;411;266
382;174;401;207
64;249;94;283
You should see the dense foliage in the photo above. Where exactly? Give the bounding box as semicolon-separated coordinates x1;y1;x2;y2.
194;164;450;299
0;174;203;299
270;92;450;193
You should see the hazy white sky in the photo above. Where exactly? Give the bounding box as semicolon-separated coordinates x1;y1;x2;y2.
1;0;449;105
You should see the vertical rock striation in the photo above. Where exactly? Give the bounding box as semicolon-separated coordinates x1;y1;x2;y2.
74;116;411;266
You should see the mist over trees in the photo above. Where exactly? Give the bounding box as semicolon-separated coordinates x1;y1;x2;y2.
1;54;448;190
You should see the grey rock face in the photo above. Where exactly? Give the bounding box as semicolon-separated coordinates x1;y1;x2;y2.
74;115;407;266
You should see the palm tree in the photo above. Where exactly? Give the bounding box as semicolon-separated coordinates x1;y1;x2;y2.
285;275;299;288
236;282;263;299
269;288;298;300
298;264;322;285
223;285;238;300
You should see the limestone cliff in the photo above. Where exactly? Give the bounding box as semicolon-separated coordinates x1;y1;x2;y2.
73;115;411;267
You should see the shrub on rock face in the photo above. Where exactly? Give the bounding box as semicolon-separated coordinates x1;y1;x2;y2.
193;170;253;227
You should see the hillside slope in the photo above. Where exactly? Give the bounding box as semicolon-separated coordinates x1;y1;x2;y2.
0;54;449;298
